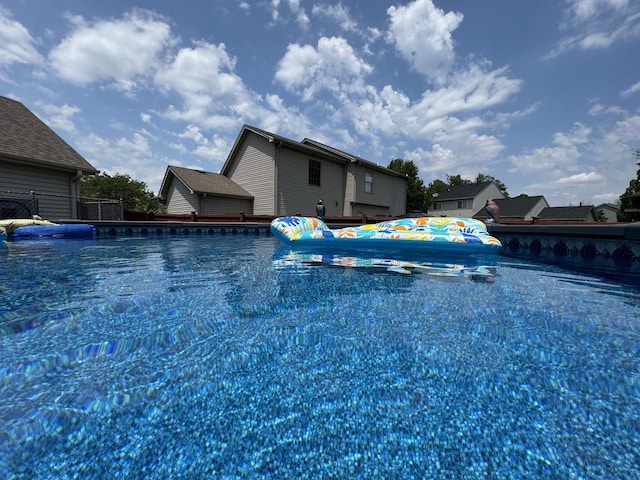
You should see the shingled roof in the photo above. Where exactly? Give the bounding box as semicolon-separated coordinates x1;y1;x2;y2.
160;165;253;199
0;96;97;173
475;195;548;219
537;205;597;221
435;181;496;200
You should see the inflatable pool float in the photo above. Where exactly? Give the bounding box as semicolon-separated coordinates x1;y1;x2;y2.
270;216;502;254
0;218;96;240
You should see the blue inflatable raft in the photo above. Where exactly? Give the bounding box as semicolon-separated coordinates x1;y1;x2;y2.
0;219;96;240
12;223;96;240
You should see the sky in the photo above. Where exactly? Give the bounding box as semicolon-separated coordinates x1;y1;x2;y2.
1;0;639;207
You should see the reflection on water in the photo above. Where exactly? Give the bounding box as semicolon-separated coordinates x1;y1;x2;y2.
272;245;498;281
1;236;639;478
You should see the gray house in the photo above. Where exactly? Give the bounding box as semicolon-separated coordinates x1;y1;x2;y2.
0;96;98;220
159;165;253;215
218;125;407;217
595;203;619;222
474;195;549;222
431;181;505;217
537;205;598;222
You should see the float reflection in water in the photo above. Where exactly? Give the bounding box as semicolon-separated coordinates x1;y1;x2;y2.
270;216;501;280
272;247;498;281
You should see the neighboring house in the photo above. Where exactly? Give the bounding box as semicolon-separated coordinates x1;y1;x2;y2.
159;165;253;214
0;96;98;220
595;203;619;222
431;181;505;217
474;195;549;222
219;125;407;217
537;205;598;222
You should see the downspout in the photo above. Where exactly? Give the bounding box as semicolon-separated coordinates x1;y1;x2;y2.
71;169;83;219
271;139;281;215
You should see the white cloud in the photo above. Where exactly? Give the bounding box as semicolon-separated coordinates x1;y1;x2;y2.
49;10;173;89
275;36;372;101
154;41;255;129
37;102;80;134
312;3;357;31
387;0;463;84
621;80;640;97
410;64;522;129
0;8;44;67
509;123;591;175
553;171;603;184
565;0;628;22
269;0;309;28
551;0;640;56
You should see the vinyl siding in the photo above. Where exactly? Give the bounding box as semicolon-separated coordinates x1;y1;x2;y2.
277;148;345;216
166;177;198;214
0;161;77;219
352;165;406;216
226;133;275;215
201;197;252;214
434;183;503;218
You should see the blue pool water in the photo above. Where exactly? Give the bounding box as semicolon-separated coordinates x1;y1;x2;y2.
0;235;639;478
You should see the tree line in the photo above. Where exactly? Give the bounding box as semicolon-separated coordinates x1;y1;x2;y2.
387;158;508;213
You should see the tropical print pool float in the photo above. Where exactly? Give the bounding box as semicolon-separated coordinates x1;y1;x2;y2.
270;216;502;254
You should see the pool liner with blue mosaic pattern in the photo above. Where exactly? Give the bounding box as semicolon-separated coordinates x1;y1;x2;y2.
0;236;639;478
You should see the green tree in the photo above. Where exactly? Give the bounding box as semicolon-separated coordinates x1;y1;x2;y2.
425;178;448;209
474;173;509;197
618;149;640;221
446;174;472;186
387;158;430;212
81;173;163;213
595;209;608;222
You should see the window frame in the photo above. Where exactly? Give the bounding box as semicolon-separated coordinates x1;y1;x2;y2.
364;171;373;194
308;159;321;186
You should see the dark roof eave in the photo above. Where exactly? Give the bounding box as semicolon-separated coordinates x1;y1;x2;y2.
1;152;99;174
195;191;254;200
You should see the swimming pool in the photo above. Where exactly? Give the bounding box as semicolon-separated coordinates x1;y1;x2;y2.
1;235;638;478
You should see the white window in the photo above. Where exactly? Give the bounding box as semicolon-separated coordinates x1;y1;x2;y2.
365;172;373;193
457;199;473;209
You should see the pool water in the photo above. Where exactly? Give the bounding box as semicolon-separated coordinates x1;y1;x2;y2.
0;235;639;478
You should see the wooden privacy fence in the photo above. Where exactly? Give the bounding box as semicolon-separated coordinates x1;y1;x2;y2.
123;211;394;225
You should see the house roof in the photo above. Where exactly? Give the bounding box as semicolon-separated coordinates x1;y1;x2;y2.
159;165;253;199
301;138;405;178
0;96;98;173
475;195;548;219
434;181;497;201
595;203;619;211
221;124;404;178
537;205;597;221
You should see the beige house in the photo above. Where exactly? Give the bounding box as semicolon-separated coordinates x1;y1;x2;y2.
595;203;619;222
159;165;253;215
164;124;406;217
431;181;505;217
0;96;98;220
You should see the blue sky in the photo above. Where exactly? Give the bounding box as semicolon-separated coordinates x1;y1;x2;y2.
1;0;639;207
